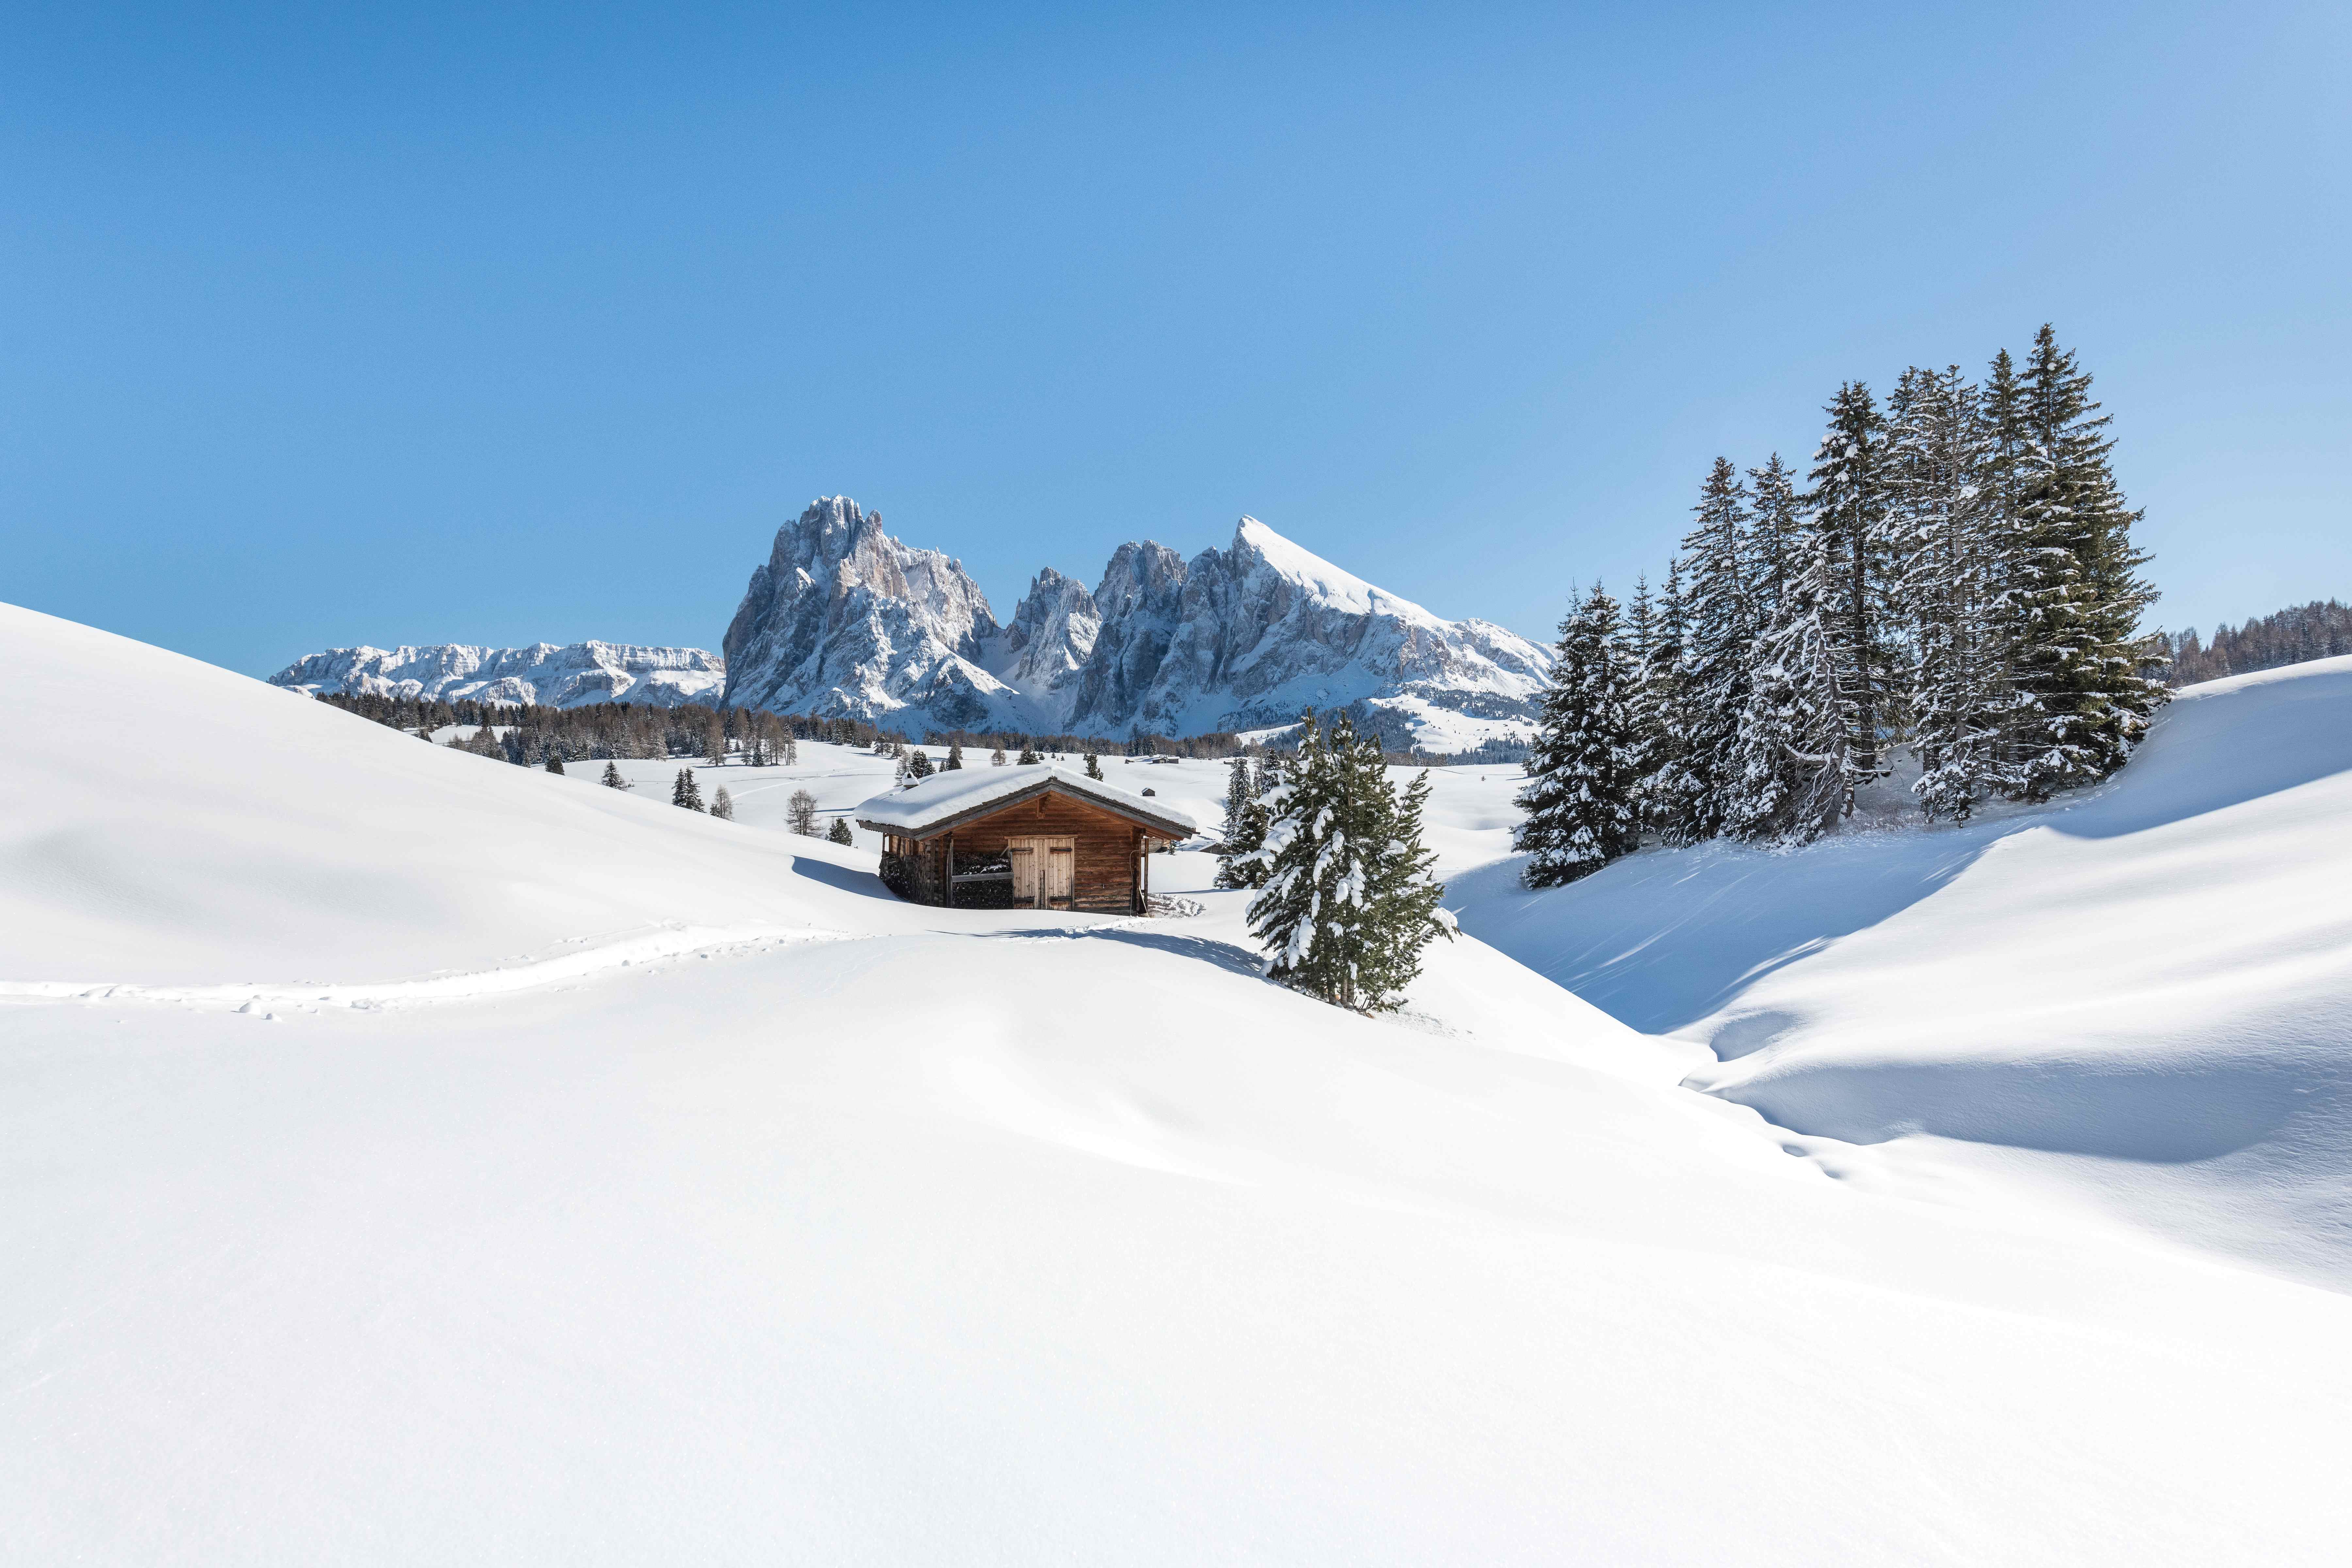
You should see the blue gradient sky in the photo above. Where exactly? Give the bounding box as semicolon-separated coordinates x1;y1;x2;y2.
6;2;2346;675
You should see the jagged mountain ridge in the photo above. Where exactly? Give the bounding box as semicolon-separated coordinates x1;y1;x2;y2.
271;641;725;709
719;497;1553;748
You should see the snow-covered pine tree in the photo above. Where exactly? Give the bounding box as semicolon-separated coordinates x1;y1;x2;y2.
1673;459;1754;841
1018;744;1042;765
673;768;704;811
1804;381;1899;784
827;817;853;845
787;788;818;835
1745;454;1801;629
1084;752;1104;780
1244;713;1448;1011
544;753;565;775
1215;755;1269;890
1891;364;2007;820
1514;582;1641;886
1640;555;1706;843
2002;324;2167;798
945;743;964;770
907;749;934;779
600;761;630;791
1726;509;1860;844
710;786;735;821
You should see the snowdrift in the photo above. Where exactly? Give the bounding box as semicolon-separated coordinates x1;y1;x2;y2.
7;603;2352;1564
0;603;926;988
1453;656;2352;1287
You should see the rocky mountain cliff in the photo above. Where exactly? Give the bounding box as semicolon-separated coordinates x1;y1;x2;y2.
718;498;1551;751
271;642;725;709
720;496;1010;729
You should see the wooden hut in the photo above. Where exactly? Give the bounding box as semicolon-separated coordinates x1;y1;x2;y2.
854;765;1197;913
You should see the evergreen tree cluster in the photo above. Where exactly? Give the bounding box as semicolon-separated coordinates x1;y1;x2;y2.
1241;712;1450;1012
318;694;852;769
1517;325;2168;881
2169;601;2352;686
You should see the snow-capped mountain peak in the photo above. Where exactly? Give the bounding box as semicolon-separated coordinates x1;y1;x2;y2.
270;641;725;708
714;501;1552;749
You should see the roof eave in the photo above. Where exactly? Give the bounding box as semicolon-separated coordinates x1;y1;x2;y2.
857;778;1193;841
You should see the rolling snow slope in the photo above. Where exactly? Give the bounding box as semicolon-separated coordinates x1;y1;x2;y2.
7;601;2352;1565
1451;656;2352;1289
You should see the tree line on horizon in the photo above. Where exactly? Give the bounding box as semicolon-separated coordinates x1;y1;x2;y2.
2167;600;2352;686
1515;324;2171;887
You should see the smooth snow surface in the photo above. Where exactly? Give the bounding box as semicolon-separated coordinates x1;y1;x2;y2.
851;762;1199;835
8;602;2352;1565
1453;656;2352;1291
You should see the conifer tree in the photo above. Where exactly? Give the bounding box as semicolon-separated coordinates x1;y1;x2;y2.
672;767;704;811
2002;325;2167;797
1805;381;1898;782
1018;744;1042;765
826;817;853;845
944;743;964;770
1244;713;1449;1012
544;753;565;775
1745;454;1801;627
1726;514;1858;844
907;749;934;779
601;761;631;791
1890;364;2007;819
1640;555;1706;843
1084;752;1104;780
1215;756;1270;890
710;786;735;821
1672;458;1754;841
1515;583;1642;886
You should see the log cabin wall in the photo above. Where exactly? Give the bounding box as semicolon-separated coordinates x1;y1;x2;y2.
926;794;1151;914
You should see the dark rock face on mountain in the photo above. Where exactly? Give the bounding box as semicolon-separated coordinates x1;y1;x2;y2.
721;496;1005;730
715;497;1552;749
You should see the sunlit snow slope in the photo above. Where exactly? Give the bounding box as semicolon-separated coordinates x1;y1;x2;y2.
1453;657;2352;1289
6;602;2352;1565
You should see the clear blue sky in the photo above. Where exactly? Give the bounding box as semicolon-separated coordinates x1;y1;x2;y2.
6;1;2346;676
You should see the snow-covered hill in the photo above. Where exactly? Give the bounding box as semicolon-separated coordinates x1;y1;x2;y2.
8;600;2352;1564
271;640;724;708
1450;656;2352;1290
717;498;1552;750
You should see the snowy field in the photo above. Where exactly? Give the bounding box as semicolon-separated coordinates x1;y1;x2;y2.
7;600;2352;1564
1448;656;2352;1292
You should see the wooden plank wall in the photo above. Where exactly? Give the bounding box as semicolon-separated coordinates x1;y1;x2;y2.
936;795;1147;914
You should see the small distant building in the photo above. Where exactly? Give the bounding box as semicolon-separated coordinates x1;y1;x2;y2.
853;764;1197;913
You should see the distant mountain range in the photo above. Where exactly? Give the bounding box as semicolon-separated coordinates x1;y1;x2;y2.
271;497;1552;749
270;642;725;709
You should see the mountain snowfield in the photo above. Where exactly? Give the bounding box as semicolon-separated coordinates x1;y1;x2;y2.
7;598;2352;1564
271;639;726;708
720;496;1552;750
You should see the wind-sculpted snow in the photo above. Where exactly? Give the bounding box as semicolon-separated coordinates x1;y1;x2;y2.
271;640;725;707
1450;655;2352;1289
9;601;2352;1563
715;499;1552;748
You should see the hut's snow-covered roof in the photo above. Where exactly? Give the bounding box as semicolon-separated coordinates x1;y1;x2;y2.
853;763;1198;839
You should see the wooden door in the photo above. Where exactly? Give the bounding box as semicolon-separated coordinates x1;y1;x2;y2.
1008;836;1076;908
1043;838;1074;905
